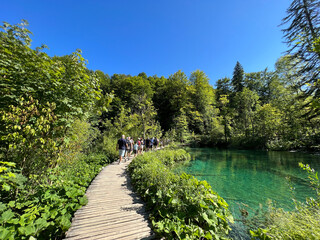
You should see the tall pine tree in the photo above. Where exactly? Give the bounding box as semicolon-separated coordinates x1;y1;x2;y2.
231;61;245;93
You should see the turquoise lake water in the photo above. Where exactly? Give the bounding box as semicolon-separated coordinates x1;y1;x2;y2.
178;148;320;219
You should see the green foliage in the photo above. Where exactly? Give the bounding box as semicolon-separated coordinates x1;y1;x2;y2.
232;88;259;139
299;163;320;204
151;149;191;167
128;149;233;239
0;161;26;203
0;20;112;239
189;70;217;135
173;109;191;143
131;93;159;138
231;61;245;93
0;21;101;124
94;56;320;151
265;139;294;151
2;15;320;239
255;104;282;144
249;164;320;239
152;71;190;132
249;202;320;240
59;119;100;164
94;131;118;162
0;152;107;240
0;96;64;176
281;0;320;104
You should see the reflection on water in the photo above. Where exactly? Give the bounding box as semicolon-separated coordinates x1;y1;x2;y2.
178;148;320;217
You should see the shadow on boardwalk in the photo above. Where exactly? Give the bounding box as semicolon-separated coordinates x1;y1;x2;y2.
64;157;155;240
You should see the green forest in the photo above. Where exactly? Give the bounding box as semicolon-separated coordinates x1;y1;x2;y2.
1;0;320;239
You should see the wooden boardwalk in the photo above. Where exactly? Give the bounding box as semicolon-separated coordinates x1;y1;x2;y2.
64;157;154;240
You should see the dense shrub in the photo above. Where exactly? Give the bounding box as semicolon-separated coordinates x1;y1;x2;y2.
154;149;191;166
0;98;114;240
98;134;118;162
0;153;107;240
128;149;233;239
0;20;115;240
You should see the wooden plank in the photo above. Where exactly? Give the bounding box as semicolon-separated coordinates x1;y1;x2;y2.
72;209;148;222
66;219;150;237
64;156;154;239
73;209;147;219
66;225;152;240
66;218;149;235
70;213;147;227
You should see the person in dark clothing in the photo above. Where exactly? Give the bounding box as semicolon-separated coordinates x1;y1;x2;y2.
125;137;133;160
117;135;127;164
150;137;154;151
154;137;158;149
145;138;150;151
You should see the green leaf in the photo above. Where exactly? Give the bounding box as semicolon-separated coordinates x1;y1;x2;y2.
171;198;178;204
8;201;15;208
0;162;16;167
59;215;71;231
2;183;11;191
0;226;13;240
78;196;87;205
7;217;19;225
204;231;212;239
49;209;58;219
1;210;14;222
18;224;36;236
35;217;49;230
201;212;213;225
19;216;26;226
0;202;7;212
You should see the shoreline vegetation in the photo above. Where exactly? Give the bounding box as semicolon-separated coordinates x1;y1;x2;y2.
177;147;320;239
128;148;233;239
1;0;320;238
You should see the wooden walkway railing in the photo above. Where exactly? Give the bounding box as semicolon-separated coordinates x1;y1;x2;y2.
64;157;154;240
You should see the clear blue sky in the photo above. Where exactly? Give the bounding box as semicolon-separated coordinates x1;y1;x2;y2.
2;0;292;86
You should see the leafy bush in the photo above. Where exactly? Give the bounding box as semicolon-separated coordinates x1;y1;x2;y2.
0;97;64;176
128;149;233;239
0;153;107;240
59;119;100;163
0;20;113;240
0;21;101;120
100;134;118;162
0;161;26;203
154;149;191;166
266;139;295;151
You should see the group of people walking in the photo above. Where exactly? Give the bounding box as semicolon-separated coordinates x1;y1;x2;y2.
116;135;161;164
